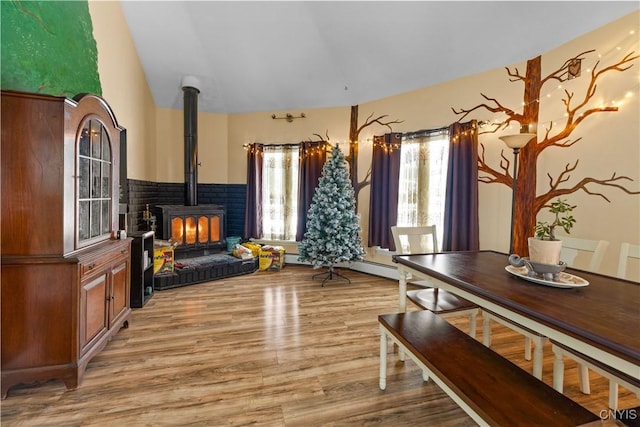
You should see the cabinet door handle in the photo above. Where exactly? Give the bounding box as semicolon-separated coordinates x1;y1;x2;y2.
87;263;96;270
106;295;115;301
121;250;128;255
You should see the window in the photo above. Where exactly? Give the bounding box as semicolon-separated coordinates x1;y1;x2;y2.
262;145;299;241
397;130;449;249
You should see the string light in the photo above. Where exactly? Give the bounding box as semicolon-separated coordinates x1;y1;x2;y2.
500;28;638;116
243;141;331;160
479;76;639;135
369;123;479;151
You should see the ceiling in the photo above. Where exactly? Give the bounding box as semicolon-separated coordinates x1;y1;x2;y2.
120;1;639;114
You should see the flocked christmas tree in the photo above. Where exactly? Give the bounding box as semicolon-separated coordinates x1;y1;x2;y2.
298;144;365;285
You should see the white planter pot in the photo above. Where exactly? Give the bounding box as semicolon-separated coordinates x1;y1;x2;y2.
528;237;562;265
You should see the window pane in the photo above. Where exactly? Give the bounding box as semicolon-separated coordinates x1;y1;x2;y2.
210;215;220;242
78;157;90;199
101;128;111;162
78;201;90;240
101;162;110;198
91;159;101;198
185;217;196;244
101;200;110;234
79;125;90;156
262;146;299;241
397;131;449;250
198;216;209;243
90;200;101;237
171;217;184;244
91;120;102;158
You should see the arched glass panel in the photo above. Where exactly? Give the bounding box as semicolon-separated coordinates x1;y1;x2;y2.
77;119;112;245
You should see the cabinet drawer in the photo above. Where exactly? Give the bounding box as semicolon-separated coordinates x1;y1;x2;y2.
80;257;110;276
78;240;131;277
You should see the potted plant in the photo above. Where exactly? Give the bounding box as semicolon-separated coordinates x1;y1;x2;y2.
528;198;576;265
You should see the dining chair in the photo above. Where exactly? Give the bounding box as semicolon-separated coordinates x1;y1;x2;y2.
391;225;479;338
617;242;640;279
483;236;610;380
551;241;640;410
559;236;610;272
551;341;640;410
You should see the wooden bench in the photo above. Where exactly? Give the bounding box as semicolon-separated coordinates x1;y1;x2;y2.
379;310;600;427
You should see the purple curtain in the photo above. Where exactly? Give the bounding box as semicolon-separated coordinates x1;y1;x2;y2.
442;121;479;251
244;143;263;239
368;133;402;251
296;141;327;241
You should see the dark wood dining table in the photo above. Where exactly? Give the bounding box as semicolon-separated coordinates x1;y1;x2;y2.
392;250;640;380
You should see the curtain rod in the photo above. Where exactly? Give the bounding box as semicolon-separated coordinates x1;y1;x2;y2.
262;143;300;149
402;126;449;140
243;140;325;149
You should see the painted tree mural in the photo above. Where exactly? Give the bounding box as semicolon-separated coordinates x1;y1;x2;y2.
453;50;639;255
1;1;101;96
310;106;402;210
345;105;403;207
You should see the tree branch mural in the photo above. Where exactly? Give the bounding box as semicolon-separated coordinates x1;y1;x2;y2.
453;50;639;255
346;105;403;207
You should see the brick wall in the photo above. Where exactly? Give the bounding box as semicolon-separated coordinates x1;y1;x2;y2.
124;179;246;239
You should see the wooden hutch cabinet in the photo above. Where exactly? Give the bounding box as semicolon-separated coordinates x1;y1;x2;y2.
0;90;132;398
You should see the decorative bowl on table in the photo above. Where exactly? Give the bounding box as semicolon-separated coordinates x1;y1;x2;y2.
508;254;567;281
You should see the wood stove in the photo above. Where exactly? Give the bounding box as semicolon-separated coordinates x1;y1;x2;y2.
158;204;225;256
151;78;258;289
155;80;228;257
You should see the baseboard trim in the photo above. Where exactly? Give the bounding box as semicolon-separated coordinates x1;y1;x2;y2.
284;254;398;280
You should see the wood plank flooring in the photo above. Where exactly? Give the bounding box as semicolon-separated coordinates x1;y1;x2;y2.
2;265;638;426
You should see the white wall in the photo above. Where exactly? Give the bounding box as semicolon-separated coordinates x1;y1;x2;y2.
89;0;157;181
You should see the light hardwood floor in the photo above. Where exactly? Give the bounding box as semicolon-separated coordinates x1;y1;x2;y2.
2;265;638;426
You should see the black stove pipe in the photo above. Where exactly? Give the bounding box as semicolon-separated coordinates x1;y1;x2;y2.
182;79;200;206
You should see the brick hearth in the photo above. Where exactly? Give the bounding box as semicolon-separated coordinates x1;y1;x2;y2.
154;254;258;291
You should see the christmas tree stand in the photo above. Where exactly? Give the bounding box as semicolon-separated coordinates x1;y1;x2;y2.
312;266;351;287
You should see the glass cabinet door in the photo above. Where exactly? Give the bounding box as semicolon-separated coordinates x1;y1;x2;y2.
77;119;112;246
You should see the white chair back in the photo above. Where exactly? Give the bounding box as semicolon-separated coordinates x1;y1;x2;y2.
559;236;609;272
391;225;438;255
617;242;640;280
